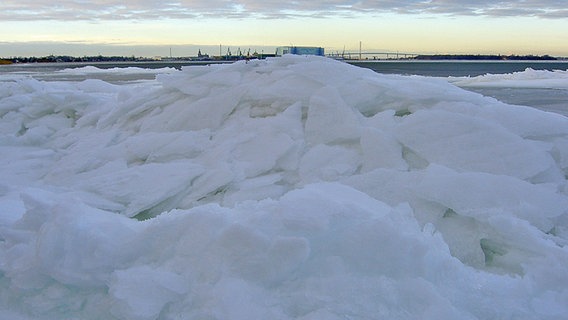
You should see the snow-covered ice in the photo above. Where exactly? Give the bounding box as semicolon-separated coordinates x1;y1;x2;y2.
1;56;568;319
450;67;568;89
450;68;568;116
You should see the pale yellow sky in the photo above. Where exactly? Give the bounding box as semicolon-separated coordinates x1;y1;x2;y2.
1;3;567;57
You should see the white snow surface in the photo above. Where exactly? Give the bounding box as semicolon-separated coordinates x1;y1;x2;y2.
450;67;568;89
1;55;568;319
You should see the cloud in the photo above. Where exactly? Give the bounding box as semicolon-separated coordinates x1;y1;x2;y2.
0;0;566;21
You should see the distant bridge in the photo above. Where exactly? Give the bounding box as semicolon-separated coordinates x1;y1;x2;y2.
327;51;420;60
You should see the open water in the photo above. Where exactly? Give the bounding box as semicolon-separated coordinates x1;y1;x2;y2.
348;60;568;77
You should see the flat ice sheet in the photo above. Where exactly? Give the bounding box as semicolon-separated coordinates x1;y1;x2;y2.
450;68;568;115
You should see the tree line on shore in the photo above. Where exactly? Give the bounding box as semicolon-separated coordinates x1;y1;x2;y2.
0;53;563;65
1;55;140;64
414;54;558;60
0;53;264;64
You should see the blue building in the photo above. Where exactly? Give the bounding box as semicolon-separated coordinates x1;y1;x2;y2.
276;46;325;56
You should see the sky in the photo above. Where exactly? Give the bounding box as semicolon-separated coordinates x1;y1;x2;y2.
1;0;567;58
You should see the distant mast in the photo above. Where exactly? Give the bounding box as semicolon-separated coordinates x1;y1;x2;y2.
359;41;362;60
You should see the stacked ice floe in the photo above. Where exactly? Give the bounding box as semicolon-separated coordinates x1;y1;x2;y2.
1;55;568;320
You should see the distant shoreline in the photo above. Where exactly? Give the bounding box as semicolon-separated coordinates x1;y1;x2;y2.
0;53;564;65
414;54;559;61
338;54;564;62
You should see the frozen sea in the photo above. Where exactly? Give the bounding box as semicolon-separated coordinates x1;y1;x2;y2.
1;56;568;319
351;60;568;116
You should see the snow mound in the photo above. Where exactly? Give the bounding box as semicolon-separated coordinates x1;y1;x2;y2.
1;55;568;319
